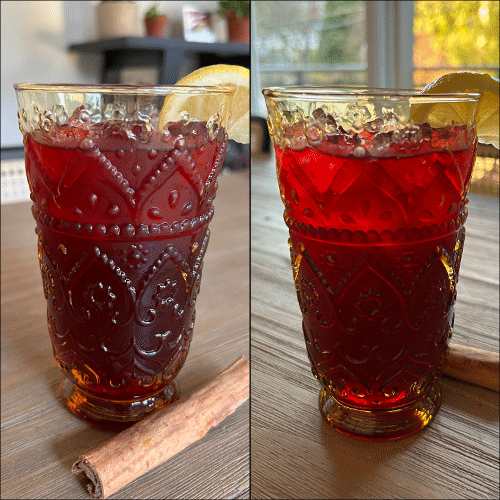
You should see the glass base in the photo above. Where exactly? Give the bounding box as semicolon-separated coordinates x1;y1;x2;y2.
319;382;442;440
60;377;179;429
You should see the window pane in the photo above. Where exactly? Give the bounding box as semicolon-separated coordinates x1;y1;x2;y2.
413;0;499;88
413;1;499;197
254;1;367;87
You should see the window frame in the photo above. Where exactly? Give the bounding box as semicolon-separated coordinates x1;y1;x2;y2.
251;1;415;117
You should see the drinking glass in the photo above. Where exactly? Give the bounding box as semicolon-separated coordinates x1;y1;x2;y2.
263;87;479;439
15;83;234;428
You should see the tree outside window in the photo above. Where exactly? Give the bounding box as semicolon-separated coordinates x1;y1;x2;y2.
413;0;499;87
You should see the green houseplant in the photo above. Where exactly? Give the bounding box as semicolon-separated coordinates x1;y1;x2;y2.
218;1;250;44
145;3;168;38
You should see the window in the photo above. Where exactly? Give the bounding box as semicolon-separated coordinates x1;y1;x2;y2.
251;1;414;116
252;1;499;101
413;0;499;88
252;0;498;194
412;1;499;195
254;1;367;88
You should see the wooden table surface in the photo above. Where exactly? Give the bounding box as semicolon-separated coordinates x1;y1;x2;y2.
1;169;249;500
250;153;499;500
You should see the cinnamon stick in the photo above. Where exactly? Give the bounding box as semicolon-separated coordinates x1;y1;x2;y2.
443;343;499;392
72;356;249;499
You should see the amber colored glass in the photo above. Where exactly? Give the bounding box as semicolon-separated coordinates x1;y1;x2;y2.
263;87;479;439
15;83;234;428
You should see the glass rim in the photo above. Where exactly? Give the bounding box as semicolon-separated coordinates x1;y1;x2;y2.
262;86;481;102
13;83;236;95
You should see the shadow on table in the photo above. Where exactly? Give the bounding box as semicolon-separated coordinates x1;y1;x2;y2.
51;426;116;494
317;378;499;498
318;416;421;499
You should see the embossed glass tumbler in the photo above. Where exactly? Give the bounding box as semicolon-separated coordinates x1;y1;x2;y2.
263;87;479;439
15;84;234;428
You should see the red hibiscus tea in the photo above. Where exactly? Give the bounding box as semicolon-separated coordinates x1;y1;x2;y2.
15;85;232;428
264;88;479;439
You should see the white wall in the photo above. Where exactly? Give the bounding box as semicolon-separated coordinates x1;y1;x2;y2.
1;1;223;148
2;1;95;147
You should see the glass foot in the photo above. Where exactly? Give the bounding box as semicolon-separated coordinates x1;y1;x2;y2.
60;377;179;429
319;382;442;440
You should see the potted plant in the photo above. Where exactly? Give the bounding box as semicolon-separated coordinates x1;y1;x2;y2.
95;1;139;39
145;3;168;38
218;1;250;44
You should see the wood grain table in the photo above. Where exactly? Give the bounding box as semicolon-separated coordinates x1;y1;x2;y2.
251;153;499;500
1;169;249;500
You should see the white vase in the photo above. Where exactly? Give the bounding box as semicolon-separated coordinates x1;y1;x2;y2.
95;2;139;39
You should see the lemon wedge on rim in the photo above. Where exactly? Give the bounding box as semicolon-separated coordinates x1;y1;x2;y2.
158;64;249;144
414;71;499;148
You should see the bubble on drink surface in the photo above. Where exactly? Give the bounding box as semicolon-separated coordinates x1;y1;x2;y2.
286;121;308;150
306;123;323;145
67;105;93;129
353;146;366;158
290;134;308;151
79;137;94;150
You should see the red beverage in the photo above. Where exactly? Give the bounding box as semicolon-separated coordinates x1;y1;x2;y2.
264;84;479;437
23;111;227;426
264;87;479;439
277;124;476;408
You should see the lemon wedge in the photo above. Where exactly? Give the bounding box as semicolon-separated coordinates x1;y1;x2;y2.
158;64;249;144
414;71;499;148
